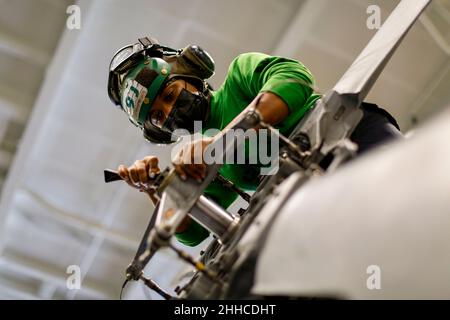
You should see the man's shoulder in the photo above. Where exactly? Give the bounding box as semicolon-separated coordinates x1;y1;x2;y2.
229;52;271;68
233;52;270;59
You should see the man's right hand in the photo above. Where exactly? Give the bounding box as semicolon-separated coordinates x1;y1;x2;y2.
118;155;192;232
118;156;161;204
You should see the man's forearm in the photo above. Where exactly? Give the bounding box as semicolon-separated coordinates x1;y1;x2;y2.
172;93;289;236
214;92;289;141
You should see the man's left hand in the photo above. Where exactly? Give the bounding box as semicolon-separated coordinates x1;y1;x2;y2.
172;137;213;182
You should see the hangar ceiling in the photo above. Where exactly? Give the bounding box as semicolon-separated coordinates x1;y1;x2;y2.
0;0;448;299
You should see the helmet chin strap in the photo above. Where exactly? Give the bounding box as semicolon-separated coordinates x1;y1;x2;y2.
182;78;199;95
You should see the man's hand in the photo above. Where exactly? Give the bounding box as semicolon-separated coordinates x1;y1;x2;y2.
172;137;213;182
118;156;160;204
118;156;190;232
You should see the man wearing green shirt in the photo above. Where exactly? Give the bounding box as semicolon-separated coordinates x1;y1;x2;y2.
108;38;401;247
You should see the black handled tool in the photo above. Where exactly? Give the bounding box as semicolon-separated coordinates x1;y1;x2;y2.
104;169;123;183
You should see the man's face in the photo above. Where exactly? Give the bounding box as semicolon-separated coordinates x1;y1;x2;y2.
148;79;199;128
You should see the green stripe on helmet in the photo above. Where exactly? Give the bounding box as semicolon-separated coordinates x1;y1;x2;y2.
121;57;171;127
137;58;171;124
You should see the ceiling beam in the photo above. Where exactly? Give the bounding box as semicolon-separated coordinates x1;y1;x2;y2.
16;187;139;251
64;143;150;300
0;249;114;299
273;0;328;58
419;14;450;56
0;90;30;123
0;282;40;300
37;283;57;300
0;31;51;68
0;4;89;253
0;150;13;169
408;60;450;129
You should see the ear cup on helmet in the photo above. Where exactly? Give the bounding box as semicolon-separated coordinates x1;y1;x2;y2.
163;45;215;81
180;45;215;79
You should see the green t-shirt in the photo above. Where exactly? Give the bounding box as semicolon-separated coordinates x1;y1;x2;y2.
175;52;321;246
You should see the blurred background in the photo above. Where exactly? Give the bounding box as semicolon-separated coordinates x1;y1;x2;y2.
0;0;448;299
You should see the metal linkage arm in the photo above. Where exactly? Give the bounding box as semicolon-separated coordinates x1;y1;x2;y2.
139;108;262;262
288;0;431;165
